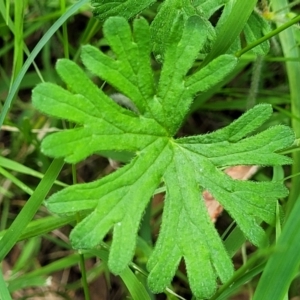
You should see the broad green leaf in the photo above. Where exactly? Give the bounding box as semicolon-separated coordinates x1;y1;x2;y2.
92;0;156;21
32;16;294;299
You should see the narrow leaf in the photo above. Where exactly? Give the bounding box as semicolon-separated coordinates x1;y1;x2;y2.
253;194;300;300
203;0;257;64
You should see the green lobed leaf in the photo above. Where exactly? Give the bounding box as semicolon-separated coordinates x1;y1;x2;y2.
156;15;226;133
184;54;237;96
178;105;294;167
187;153;289;246
150;0;184;60
92;0;156;21
69;138;172;274
81;17;156;117
32;16;294;299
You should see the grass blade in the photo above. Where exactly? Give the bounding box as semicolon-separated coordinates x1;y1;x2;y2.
270;0;300;216
0;264;12;300
0;0;89;127
203;0;257;65
0;158;64;261
0;156;67;187
253;193;300;300
12;1;24;82
0;215;76;242
0;166;33;195
93;249;152;300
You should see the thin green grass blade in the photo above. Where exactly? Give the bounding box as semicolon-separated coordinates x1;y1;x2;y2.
214;263;266;300
12;1;24;82
271;0;300;216
12;237;41;274
61;0;70;59
211;248;271;300
8;276;47;293
0;159;64;261
0;21;47;58
0;166;33;195
0;1;44;83
253;193;300;300
0;215;76;242
7;252;95;292
0;0;14;33
120;263;152;300
203;0;257;65
224;225;246;258
5;0;9;24
0;0;89;127
0;156;67;187
93;249;152;300
236;14;300;57
0;264;12;300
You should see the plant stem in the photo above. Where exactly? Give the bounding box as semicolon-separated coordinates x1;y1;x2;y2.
12;0;24;82
78;252;91;300
72;163;91;300
203;0;257;65
247;55;264;109
235;14;300;57
61;0;69;59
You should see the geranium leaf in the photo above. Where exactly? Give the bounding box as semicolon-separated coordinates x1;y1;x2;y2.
32;16;294;299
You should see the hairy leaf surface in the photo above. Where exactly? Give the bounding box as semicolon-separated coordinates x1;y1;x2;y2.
32;16;294;298
92;0;156;21
92;0;270;58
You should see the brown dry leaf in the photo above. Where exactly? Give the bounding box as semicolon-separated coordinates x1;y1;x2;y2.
204;165;259;222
